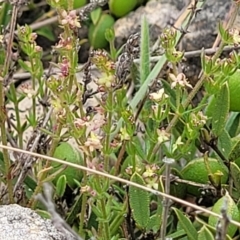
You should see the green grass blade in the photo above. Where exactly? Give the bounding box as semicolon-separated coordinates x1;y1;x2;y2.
140;16;150;84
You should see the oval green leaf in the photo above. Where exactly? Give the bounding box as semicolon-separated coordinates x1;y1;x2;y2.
212;82;230;137
181;158;229;196
56;174;67;197
109;0;137;17
217;128;232;159
52;142;83;189
88;14;115;49
129;172;150;228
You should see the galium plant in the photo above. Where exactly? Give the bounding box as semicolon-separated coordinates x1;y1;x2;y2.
1;0;240;239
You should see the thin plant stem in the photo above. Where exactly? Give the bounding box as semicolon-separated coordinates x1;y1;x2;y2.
79;192;88;237
160;158;174;239
30;58;37;126
104;89;113;172
100;198;111;240
79;154;88;237
114;141;126;175
94;173;111;239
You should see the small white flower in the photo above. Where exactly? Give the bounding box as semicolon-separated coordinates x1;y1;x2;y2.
169;73;192;89
149;89;168;102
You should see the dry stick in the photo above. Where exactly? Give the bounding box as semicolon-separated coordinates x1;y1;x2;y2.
184;45;240;58
1;143;240;228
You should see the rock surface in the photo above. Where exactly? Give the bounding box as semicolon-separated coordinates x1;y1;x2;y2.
0;204;75;240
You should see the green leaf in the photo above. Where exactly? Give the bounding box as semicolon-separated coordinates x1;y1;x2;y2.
35;209;51;219
217;128;232;159
88;14;115;49
51;142;83;188
132;137;146;159
198;226;215;240
172;207;198;240
166;229;186;239
196;217;233;240
36;26;55;41
230;162;240;192
146;203;162;233
212;82;230;137
90;7;102;25
208;192;239;237
161;79;177;110
110;201;127;235
129;172;150;228
229;136;240;162
24;175;37;199
56;175;67;197
225;112;240;137
0;49;6;65
140;16;150;84
218;21;232;44
0;3;12;31
18;59;31;72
